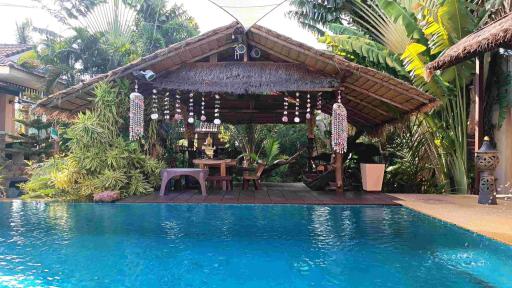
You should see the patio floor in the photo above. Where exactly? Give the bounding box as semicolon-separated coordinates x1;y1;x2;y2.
394;194;512;245
120;183;400;205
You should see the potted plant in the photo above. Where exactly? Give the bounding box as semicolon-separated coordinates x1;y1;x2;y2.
360;156;385;192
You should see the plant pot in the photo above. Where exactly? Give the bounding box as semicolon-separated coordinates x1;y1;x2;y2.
360;163;385;192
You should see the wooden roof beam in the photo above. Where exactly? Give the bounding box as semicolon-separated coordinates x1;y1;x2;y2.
343;95;394;117
343;83;409;111
356;74;430;103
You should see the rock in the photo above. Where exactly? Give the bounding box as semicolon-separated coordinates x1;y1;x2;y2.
93;191;121;203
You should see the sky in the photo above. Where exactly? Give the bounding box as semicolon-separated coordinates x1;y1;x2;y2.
0;0;324;49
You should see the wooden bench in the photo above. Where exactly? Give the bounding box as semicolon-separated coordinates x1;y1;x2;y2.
160;168;209;196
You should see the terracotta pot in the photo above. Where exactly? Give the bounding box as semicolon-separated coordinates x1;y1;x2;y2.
360;163;385;192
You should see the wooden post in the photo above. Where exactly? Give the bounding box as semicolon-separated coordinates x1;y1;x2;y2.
475;55;485;194
306;116;315;173
335;152;343;194
185;122;195;168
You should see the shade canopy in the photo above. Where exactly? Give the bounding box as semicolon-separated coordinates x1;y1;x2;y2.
35;22;438;128
426;12;512;74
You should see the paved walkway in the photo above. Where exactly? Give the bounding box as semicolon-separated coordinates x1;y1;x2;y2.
120;183;400;205
394;194;512;245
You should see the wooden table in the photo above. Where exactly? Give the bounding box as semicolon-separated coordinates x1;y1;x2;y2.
193;159;237;191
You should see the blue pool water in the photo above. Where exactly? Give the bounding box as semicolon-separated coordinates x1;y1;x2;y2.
0;202;510;287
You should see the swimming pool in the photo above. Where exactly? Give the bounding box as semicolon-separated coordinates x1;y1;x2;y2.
0;202;510;287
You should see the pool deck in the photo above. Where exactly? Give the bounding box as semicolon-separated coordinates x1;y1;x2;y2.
120;183;400;205
393;194;512;245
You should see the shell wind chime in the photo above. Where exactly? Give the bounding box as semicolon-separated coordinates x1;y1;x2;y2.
332;90;348;153
213;94;222;125
294;92;300;123
129;82;144;140
174;92;183;121
282;96;289;123
150;89;159;120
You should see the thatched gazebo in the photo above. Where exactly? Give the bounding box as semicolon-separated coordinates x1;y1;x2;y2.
34;22;439;192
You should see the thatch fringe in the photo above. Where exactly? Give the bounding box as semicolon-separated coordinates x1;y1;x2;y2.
153;62;339;94
426;13;512;74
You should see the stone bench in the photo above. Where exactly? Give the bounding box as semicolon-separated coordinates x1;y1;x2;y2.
160;168;209;196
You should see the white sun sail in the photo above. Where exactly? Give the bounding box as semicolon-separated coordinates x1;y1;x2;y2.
208;0;288;30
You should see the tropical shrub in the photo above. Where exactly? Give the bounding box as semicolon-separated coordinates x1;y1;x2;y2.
21;83;164;200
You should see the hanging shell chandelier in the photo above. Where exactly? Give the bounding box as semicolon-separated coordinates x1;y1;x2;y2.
150;89;159;120
332;90;348;153
294;92;300;123
174;92;183;121
282;95;289;123
214;94;222;125
129;82;144;140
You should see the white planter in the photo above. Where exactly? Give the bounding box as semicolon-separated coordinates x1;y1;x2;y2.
360;163;385;192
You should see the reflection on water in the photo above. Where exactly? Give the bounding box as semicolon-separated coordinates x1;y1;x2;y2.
0;203;510;288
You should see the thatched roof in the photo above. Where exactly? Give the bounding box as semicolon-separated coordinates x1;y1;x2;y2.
35;22;438;128
153;62;339;94
426;13;512;74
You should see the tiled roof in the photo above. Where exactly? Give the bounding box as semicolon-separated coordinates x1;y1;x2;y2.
0;44;32;65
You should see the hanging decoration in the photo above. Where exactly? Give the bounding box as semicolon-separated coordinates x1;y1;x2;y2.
282;95;288;123
129;81;144;140
200;94;207;121
214;94;222;125
306;93;311;120
188;92;195;124
294;92;300;123
163;92;170;121
332;90;348;153
174;92;183;121
316;93;322;120
150;89;159;120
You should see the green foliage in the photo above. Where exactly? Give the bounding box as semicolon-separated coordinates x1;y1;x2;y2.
290;0;491;193
8;117;54;161
383;117;446;193
15;19;33;44
496;72;512;128
22;83;164;200
20;158;67;199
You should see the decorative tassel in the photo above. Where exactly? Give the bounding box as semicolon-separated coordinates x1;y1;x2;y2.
282;95;288;123
306;93;311;120
174;92;183;121
214;94;221;125
163;92;170;121
188;92;195;124
129;82;144;140
150;89;158;120
200;94;206;121
294;92;300;123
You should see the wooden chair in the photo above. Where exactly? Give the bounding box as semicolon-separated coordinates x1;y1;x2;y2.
242;162;266;190
206;175;232;191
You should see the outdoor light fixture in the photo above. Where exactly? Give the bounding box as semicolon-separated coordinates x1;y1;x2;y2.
250;47;261;58
133;70;156;81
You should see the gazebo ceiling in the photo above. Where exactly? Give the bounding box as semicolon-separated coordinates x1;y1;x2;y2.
34;22;439;128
